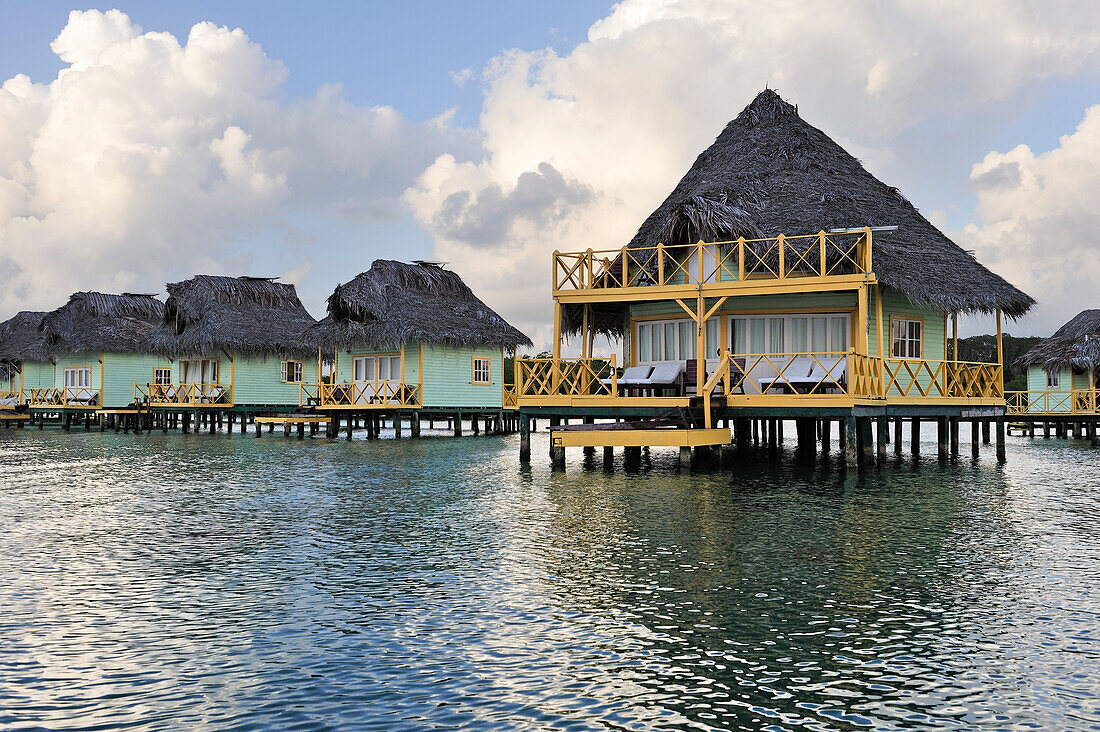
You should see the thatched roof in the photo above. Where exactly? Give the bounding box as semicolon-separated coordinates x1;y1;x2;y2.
575;89;1033;336
0;311;48;363
1016;310;1100;374
40;292;164;356
308;260;532;352
147;275;318;358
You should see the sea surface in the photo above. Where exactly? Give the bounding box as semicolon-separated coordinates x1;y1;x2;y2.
0;424;1098;731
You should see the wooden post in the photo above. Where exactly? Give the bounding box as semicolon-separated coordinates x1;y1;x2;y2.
679;445;692;472
856;284;869;356
911;418;920;456
552;300;562;393
859;418;874;462
982;420;991;443
875;285;885;392
893;417;902;455
937;417;948;460
454;413;463;437
519;415;531;463
297;421;305;440
952;313;958;362
971;420;980;458
876;417;888;461
843;417;859;468
996;417;1006;462
996;309;1004;394
949;417;959;456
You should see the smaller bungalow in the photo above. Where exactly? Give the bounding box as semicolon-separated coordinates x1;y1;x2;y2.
143;275;318;408
0;311;50;407
33;292;165;409
1015;310;1100;413
307;260;531;410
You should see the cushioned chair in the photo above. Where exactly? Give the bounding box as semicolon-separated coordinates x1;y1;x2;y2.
639;361;683;396
758;356;815;393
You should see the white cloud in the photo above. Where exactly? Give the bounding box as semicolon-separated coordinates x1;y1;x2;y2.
406;0;1100;349
0;10;475;315
962;104;1100;335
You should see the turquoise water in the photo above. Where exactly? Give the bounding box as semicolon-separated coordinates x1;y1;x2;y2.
0;426;1098;730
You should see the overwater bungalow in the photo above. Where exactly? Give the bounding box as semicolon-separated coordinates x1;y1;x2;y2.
0;311;49;408
28;292;164;411
141;275;318;412
515;89;1034;465
1010;310;1100;419
304;260;531;426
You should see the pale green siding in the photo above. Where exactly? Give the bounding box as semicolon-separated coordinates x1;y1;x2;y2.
49;350;162;408
334;342;502;409
230;355;304;406
1026;365;1074;412
20;361;54;391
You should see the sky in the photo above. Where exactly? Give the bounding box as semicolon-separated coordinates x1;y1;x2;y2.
0;1;1098;351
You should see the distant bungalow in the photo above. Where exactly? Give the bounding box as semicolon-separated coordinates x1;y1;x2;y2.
1014;310;1100;414
0;311;49;407
143;275;318;409
31;292;164;409
306;260;531;412
518;89;1034;464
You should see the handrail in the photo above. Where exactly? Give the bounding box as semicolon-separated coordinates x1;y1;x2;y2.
516;356;617;397
25;387;102;407
302;380;423;408
136;382;232;407
1005;389;1099;415
553;229;872;292
519;352;1002;406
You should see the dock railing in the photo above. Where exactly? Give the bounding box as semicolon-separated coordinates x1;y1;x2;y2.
300;381;423;408
502;383;518;409
0;389;20;407
26;387;102;408
136;382;232;407
1005;389;1099;415
519;352;1002;411
553;230;871;293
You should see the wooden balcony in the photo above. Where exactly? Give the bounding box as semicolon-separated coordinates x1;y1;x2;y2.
136;383;232;408
516;353;1004;415
1006;389;1099;416
26;387;102;408
299;381;422;410
552;229;873;302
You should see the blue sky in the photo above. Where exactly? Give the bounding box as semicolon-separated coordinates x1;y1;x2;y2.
0;2;1098;345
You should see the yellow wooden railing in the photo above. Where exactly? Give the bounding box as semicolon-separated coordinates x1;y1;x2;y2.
299;381;423;408
553;230;871;292
517;356;617;397
518;352;1002;413
0;389;20;407
882;360;1003;400
136;382;232;407
502;383;518;409
25;387;102;407
1005;389;1099;415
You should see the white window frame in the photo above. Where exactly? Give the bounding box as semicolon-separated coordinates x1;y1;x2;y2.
1047;370;1061;389
153;367;172;386
728;313;850;356
282;360;304;384
890;318;923;360
352;354;401;384
634;317;720;364
472;357;491;385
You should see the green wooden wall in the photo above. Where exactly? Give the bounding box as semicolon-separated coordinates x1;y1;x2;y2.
333;342;503;409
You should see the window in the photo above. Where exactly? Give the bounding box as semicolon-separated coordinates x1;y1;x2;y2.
353;355;401;383
473;357;491;384
729;313;850;355
685;244;720;283
282;361;304;383
634;317;721;363
154;368;172;385
181;358;218;384
63;367;91;397
1047;371;1061;389
891;318;923;360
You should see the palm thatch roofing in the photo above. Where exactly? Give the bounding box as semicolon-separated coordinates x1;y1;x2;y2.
308;260;532;353
39;292;164;356
570;89;1034;336
1016;310;1100;374
0;311;48;363
147;275;318;358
